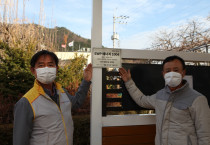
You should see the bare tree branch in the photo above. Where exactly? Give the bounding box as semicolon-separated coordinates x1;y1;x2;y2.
151;17;210;52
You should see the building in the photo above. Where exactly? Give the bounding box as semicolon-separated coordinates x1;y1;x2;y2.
55;51;91;65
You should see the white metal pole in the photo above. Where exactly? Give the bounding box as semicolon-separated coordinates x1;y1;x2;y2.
91;0;102;145
113;15;115;48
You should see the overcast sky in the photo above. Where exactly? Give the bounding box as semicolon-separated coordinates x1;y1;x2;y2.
4;0;210;49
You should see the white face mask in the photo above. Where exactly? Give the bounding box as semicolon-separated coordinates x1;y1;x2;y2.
36;67;56;84
164;72;182;87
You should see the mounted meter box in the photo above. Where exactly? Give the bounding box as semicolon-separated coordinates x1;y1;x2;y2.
92;48;121;68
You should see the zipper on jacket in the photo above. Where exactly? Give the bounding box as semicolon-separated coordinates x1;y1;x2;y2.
161;94;174;145
43;93;69;145
166;95;174;145
160;97;168;145
188;136;192;145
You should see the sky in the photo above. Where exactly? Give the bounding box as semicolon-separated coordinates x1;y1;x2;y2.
2;0;210;49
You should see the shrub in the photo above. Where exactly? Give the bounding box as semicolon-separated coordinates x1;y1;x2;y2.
73;115;90;145
0;124;13;145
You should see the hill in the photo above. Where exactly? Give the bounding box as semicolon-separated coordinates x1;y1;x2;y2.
55;26;91;52
0;23;91;52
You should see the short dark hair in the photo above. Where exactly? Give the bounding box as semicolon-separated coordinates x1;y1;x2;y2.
30;50;59;67
162;55;186;70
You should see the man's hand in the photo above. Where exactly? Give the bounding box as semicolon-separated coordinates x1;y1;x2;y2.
119;67;131;82
83;64;92;82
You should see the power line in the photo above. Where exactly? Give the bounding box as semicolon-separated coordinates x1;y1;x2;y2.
111;12;129;48
117;0;155;26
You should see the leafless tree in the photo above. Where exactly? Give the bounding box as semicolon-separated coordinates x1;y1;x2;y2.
151;16;210;52
0;0;57;51
207;14;210;21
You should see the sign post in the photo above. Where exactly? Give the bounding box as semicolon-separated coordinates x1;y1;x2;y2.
92;48;121;68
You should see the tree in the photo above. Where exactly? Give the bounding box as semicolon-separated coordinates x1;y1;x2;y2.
0;41;35;124
0;42;35;98
151;16;210;52
56;53;88;95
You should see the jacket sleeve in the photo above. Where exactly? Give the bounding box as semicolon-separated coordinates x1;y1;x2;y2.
13;97;34;145
190;96;210;145
65;80;91;109
125;79;156;109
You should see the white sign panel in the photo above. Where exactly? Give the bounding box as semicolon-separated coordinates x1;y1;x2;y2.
92;48;121;68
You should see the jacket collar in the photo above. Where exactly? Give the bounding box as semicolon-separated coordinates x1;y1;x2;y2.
165;79;189;94
33;79;65;97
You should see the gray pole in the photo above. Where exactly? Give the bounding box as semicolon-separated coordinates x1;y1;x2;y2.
206;44;208;53
113;15;116;48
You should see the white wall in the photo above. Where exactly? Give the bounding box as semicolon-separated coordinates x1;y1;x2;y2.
55;52;91;64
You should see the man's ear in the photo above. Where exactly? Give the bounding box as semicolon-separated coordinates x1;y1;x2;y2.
182;69;186;77
162;71;165;78
30;67;36;75
56;66;59;73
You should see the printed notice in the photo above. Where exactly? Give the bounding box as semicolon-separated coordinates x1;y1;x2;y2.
92;48;121;68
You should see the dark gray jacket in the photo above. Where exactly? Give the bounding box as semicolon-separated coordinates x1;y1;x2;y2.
125;79;210;145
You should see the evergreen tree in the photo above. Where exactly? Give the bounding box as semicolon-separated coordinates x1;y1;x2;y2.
0;42;35;99
56;53;88;95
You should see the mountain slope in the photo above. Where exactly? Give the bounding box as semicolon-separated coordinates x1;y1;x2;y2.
55;26;91;52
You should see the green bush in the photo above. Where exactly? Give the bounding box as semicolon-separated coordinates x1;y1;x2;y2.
56;53;88;93
73;115;90;145
0;124;13;145
0;42;35;125
0;42;35;99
